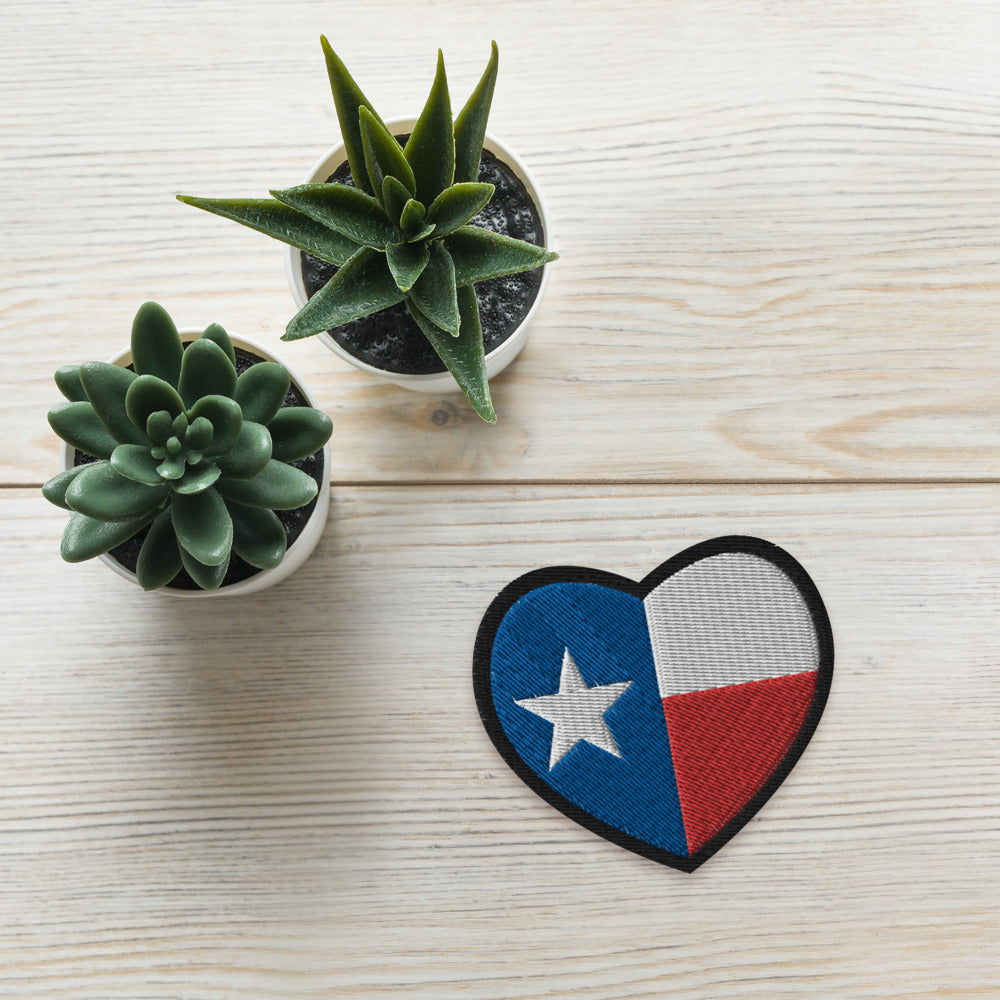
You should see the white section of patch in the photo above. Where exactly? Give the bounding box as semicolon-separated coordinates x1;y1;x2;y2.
644;552;819;698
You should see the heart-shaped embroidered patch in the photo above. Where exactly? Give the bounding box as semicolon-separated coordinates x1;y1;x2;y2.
474;536;833;871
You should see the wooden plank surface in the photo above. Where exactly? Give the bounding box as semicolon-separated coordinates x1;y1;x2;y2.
3;1;998;997
2;486;998;999
3;0;1000;483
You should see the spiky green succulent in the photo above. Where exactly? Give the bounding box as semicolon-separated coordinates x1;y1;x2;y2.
177;39;556;423
44;302;333;591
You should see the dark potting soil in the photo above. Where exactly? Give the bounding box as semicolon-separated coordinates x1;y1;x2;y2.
73;346;325;591
300;142;547;375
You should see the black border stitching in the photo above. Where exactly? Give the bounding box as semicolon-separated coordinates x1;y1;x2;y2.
472;535;835;872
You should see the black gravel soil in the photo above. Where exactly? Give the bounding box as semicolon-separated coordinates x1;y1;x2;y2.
301;142;546;375
73;346;325;592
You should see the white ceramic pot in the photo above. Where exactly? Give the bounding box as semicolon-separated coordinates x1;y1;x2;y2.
60;330;331;598
284;117;553;393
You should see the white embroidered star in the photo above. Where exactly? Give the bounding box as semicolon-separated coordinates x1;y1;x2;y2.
515;649;633;769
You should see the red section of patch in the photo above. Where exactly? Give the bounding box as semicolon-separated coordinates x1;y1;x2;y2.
662;671;817;855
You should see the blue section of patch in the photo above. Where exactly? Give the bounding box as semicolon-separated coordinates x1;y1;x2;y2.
491;582;688;857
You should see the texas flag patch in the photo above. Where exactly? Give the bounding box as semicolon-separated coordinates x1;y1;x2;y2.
474;536;833;871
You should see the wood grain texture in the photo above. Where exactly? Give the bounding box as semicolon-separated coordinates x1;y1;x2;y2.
2;486;998;999
3;0;1000;483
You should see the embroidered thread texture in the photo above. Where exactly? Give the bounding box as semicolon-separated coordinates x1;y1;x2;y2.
474;536;834;871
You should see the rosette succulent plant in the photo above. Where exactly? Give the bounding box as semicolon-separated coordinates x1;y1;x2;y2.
44;303;333;591
178;39;556;423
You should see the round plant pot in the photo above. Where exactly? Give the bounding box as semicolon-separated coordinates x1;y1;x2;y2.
60;330;331;598
285;117;553;393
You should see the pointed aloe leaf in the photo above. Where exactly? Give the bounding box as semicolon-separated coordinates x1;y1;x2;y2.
445;225;557;285
111;444;164;486
61;510;155;563
399;198;427;239
171;487;232;566
454;41;499;183
180;546;230;590
410;243;460;336
79;362;145;445
177;196;360;266
234;362;290;425
268;408;333;463
42;465;88;511
283;246;404;340
125;375;184;437
131;302;183;384
407;287;496;423
215;420;272;479
54;365;87;402
174;461;222;495
188;395;242;456
200;323;236;365
426;183;494;237
382;175;412;225
215;460;318;510
404;51;454;203
177;339;237;408
65;461;168;521
359;106;416;199
320;36;387;194
273;183;397;249
48;402;118;459
385;241;430;293
229;501;287;570
136;508;182;590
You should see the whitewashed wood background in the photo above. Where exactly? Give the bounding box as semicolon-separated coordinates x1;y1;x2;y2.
2;2;998;997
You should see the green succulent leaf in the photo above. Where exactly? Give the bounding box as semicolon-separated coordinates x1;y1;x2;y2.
66;461;169;522
320;36;388;194
186;415;214;451
283;246;404;340
42;465;87;511
408;287;496;423
409;242;460;336
146;410;174;444
404;50;455;203
79;362;145;445
454;41;499;183
215;460;318;510
229;502;287;570
426;183;494;237
54;365;87;402
111;444;164;486
359;106;417;199
136;508;182;590
200;323;236;365
125;375;184;435
234;362;290;425
268;408;333;463
382;175;412;225
61;510;155;563
273;182;397;250
445;225;557;285
48;402;118;459
171;487;233;566
131;301;183;385
174;461;222;495
399;198;426;234
176;196;360;267
214;420;272;479
385;240;430;292
178;339;237;408
188;395;243;456
180;546;230;590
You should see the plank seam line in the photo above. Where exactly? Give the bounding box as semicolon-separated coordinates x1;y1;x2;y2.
2;478;998;490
